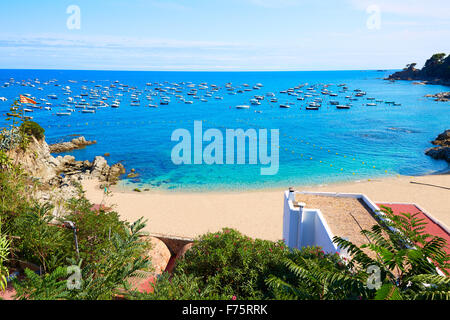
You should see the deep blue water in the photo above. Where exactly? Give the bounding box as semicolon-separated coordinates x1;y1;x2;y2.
0;69;449;191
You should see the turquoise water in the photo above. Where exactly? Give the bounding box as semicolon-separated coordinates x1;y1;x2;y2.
0;69;449;191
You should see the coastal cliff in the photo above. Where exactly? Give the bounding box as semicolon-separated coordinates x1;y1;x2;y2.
425;130;450;163
5;134;125;202
387;53;450;85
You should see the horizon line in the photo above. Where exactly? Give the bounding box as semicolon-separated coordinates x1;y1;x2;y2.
0;67;397;73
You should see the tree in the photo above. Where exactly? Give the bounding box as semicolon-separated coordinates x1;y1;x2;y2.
333;207;450;300
266;247;371;300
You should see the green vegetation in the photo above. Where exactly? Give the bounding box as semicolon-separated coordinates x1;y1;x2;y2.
0;140;152;299
391;52;450;81
20;121;45;141
334;207;450;300
0;219;10;292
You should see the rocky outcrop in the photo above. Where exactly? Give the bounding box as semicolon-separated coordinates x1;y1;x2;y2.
425;130;450;162
387;53;450;85
425;92;450;102
6;135;125;203
49;136;96;153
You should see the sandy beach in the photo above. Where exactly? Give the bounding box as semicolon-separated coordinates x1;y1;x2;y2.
82;173;450;242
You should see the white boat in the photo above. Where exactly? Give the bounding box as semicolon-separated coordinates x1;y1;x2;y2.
336;105;350;109
279;104;290;109
56;112;71;116
236;105;250;109
81;109;95;113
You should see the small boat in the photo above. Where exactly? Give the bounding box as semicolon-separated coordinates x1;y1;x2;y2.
236;105;250;109
336;105;350;109
279;104;290;109
56;112;71;116
81;109;95;113
305;106;319;110
366;103;377;106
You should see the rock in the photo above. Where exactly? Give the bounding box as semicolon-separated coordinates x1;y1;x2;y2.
425;130;450;162
108;163;125;183
425;146;450;162
91;156;109;178
432;129;450;146
49;136;96;153
127;172;139;178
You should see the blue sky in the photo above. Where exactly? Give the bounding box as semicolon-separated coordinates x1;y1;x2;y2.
0;0;449;71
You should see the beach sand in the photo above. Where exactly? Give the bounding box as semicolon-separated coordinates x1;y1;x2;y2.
82;173;450;242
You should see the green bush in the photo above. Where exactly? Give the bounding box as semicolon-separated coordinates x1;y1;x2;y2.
20;121;45;140
166;228;289;299
12;203;73;273
267;247;370;300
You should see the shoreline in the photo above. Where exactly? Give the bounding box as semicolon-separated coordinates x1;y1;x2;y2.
112;168;450;195
82;172;450;241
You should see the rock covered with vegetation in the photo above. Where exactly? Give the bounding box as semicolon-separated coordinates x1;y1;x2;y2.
387;53;450;85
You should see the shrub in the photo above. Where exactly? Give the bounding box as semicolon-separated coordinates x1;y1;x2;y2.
62;197;150;268
132;273;229;300
13;218;151;300
11;203;73;273
266;247;370;300
169;228;289;299
20;121;45;140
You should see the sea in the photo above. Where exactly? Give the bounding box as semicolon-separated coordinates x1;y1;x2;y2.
0;69;449;192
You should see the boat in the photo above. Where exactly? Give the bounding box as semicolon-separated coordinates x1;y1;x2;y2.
336;105;350;109
305;106;319;110
366;103;377;106
56;112;71;116
81;109;95;113
236;105;250;109
279;104;290;109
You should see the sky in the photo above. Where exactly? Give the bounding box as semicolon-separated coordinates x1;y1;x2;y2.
0;0;449;71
